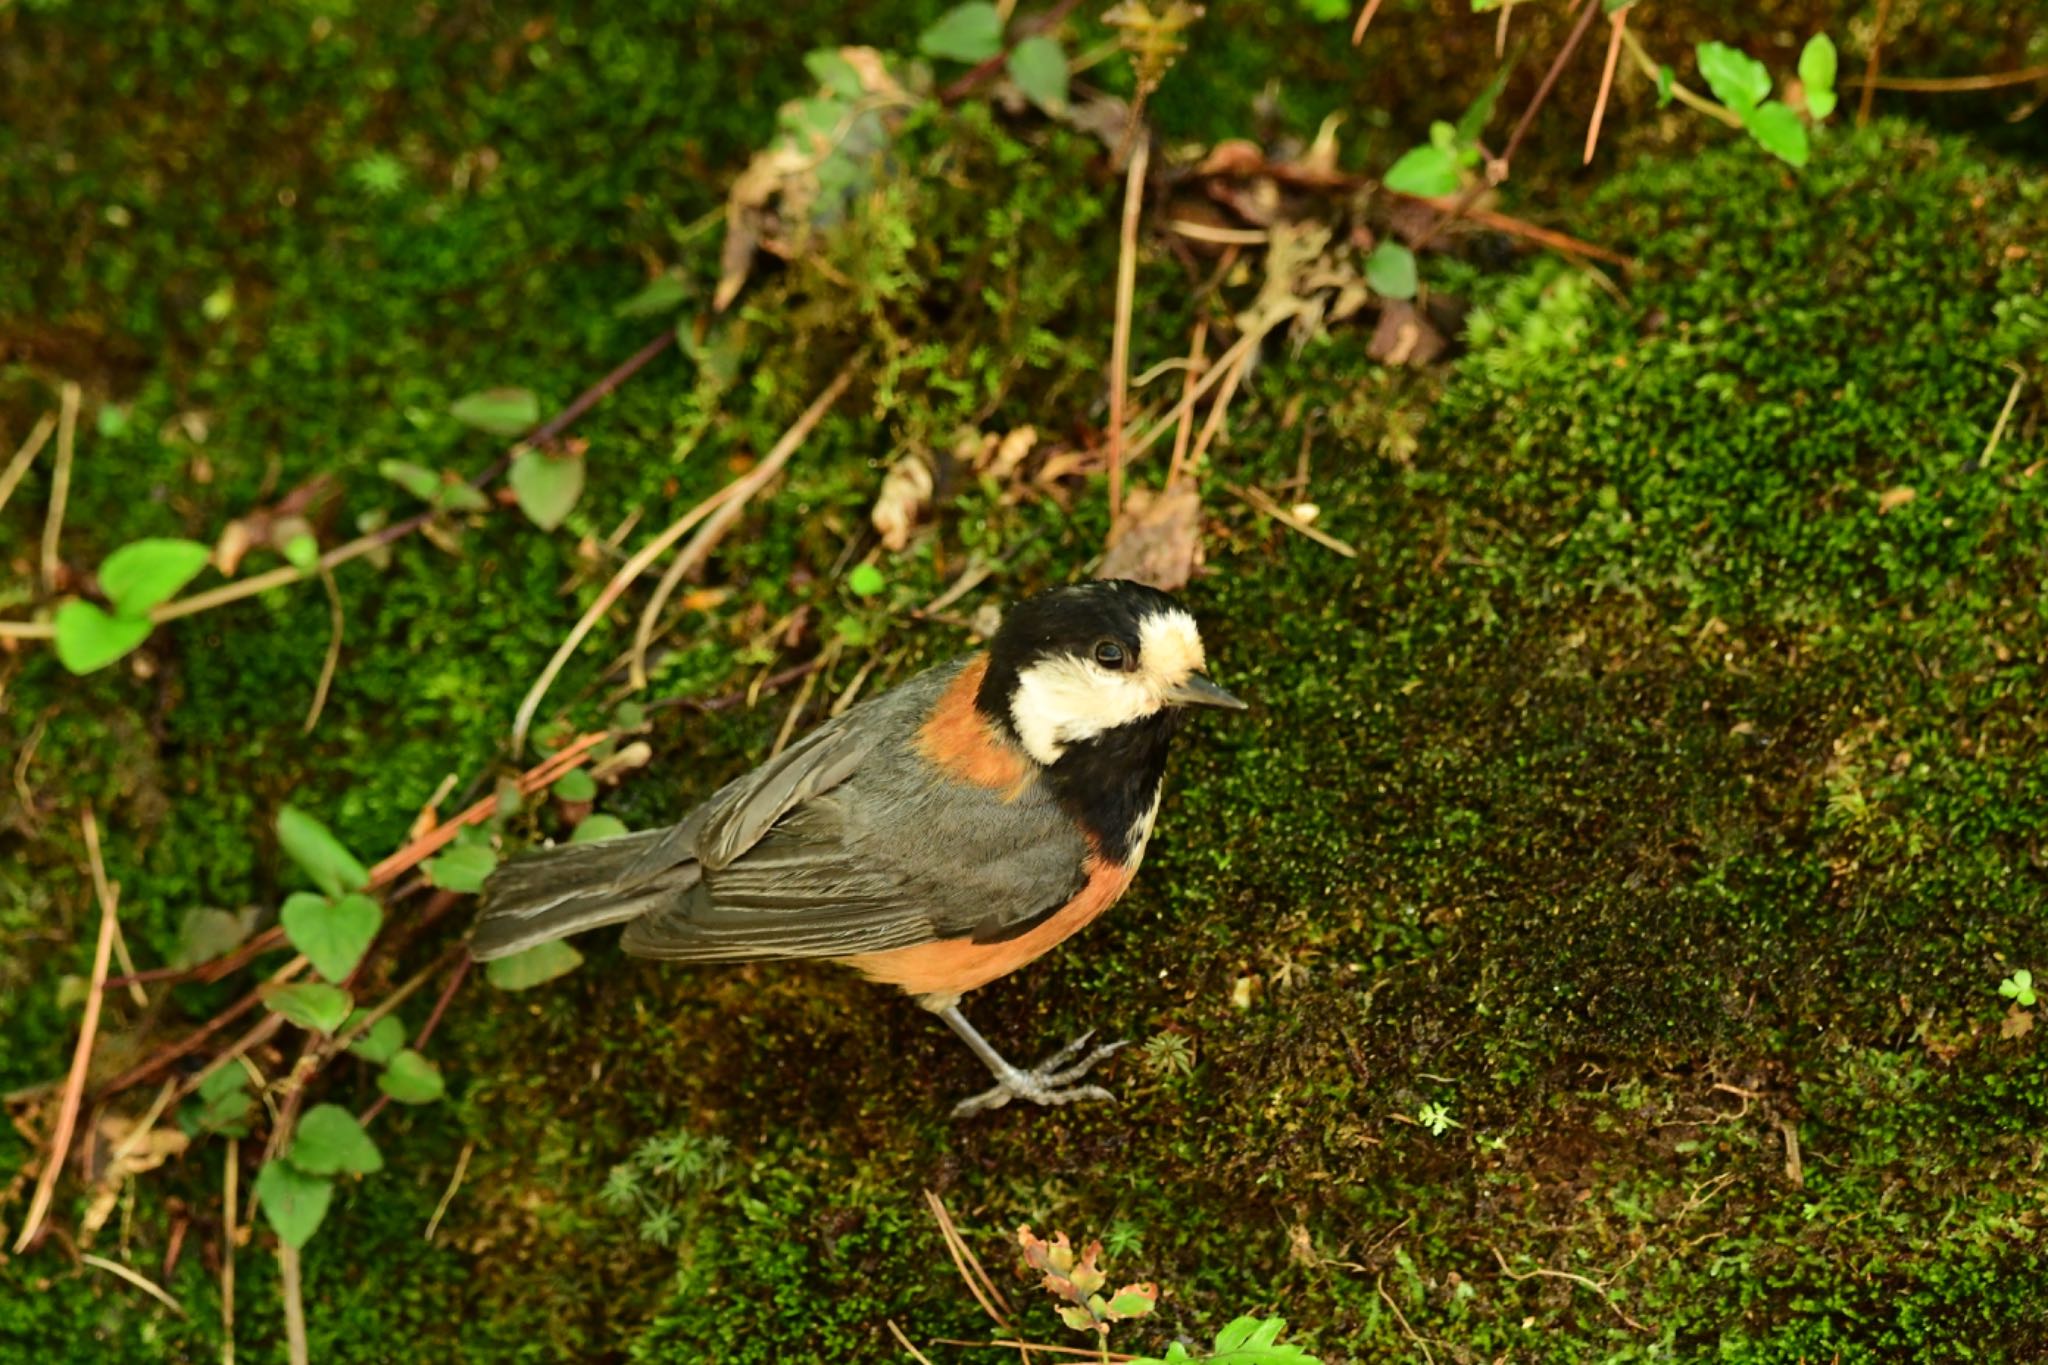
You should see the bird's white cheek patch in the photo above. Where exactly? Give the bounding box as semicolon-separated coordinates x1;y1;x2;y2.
1125;785;1163;869
1137;609;1205;689
1010;656;1154;764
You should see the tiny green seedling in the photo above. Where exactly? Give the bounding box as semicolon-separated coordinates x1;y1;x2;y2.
1999;969;2035;1008
1018;1226;1158;1348
1694;34;1836;167
1416;1101;1460;1136
599;1130;734;1247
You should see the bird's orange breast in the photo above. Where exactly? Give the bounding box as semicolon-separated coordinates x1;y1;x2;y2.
915;654;1033;796
841;855;1136;998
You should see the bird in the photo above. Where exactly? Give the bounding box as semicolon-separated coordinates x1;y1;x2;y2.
470;579;1246;1116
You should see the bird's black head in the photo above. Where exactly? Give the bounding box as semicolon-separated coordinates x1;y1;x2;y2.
975;579;1246;765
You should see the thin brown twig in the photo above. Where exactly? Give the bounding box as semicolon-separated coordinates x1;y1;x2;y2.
1858;0;1896;126
0;411;56;516
1350;0;1385;47
923;1190;1030;1363
423;1140;475;1244
1490;1244;1652;1333
38;382;81;592
13;807;119;1253
1164;320;1210;491
1981;369;2027;464
279;1242;309;1365
1412;0;1604;253
221;1138;238;1365
1376;1273;1436;1365
80;1252;187;1317
1585;5;1628;164
302;563;345;734
1865;63;2048;92
1106;132;1150;535
1229;482;1357;558
887;1319;939;1365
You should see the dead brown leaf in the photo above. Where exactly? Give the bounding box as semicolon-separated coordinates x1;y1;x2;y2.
871;455;934;552
1877;486;1918;514
1367;301;1448;367
2001;1006;2034;1040
81;1113;188;1242
1098;483;1202;590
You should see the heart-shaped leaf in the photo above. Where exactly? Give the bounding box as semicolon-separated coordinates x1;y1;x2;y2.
287;1104;384;1176
1744;101;1810;167
266;981;354;1033
99;538;212;614
449;387;540;436
509;448;585;531
53;601;153;674
1365;242;1419;301
424;841;497;895
276;807;369;898
378;1049;445;1104
552;768;597;803
345;1010;408;1065
1799;33;1838;118
571;814;630;845
918;2;1002;62
1007;36;1069;113
485;939;584;992
281;891;381;982
1382;145;1459;197
256;1160;334;1249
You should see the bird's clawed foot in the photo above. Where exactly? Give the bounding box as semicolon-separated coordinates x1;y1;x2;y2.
950;1030;1128;1119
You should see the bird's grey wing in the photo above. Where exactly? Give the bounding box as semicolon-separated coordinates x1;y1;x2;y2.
619;766;1090;962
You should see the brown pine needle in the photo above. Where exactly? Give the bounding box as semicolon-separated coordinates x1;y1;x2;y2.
0;411;56;517
1164;320;1210;491
302;564;345;734
1868;63;2048;92
886;1320;939;1365
1230;482;1357;558
14;807;120;1252
922;1189;1026;1361
1106;132;1150;535
39;382;81;592
1858;0;1895;126
279;1242;309;1365
1981;369;2027;464
1350;0;1385;47
1586;6;1628;165
424;1140;475;1243
594;364;850;703
81;1252;187;1317
221;1138;238;1365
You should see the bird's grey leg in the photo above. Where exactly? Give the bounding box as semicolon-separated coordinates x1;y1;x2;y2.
928;1000;1127;1119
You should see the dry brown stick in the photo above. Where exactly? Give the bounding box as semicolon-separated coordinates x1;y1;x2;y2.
1350;0;1386;47
1867;63;2048;92
886;1319;939;1365
923;1189;1027;1360
0;411;56;516
1106;132;1150;536
279;1242;309;1365
1394;192;1635;267
1585;5;1629;164
1412;0;1604;253
598;363;849;705
1490;1244;1651;1334
626;366;855;690
221;1137;238;1365
38;382;81;592
1163;320;1210;491
13;806;118;1252
1229;482;1358;558
80;1252;187;1316
1858;0;1896;126
302;564;345;734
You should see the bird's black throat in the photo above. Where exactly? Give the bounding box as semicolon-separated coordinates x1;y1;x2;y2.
1040;710;1182;863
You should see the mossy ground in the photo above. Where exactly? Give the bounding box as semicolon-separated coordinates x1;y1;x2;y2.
3;3;2046;1362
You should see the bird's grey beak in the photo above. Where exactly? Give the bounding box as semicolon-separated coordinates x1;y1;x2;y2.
1167;674;1248;711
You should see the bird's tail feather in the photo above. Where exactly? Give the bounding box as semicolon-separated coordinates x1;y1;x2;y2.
470;830;699;961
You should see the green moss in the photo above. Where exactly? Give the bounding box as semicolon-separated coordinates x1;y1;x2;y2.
4;0;2048;1359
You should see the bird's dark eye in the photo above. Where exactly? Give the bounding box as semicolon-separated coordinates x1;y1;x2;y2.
1093;640;1126;669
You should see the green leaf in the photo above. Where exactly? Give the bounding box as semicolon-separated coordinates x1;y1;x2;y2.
1745;101;1810;167
1297;0;1349;19
266;981;354;1033
1365;242;1419;300
1656;64;1675;107
1006;36;1069;113
1105;1284;1158;1319
1057;1303;1099;1333
276;807;369;898
255;1161;334;1249
1454;59;1514;144
288;1104;384;1176
99;538;212;614
424;841;497;895
804;48;866;98
552;768;597;803
846;563;886;596
571;814;630;844
509;449;584;531
1382;145;1459;197
52;601;153;674
1696;41;1771;114
1799;33;1838;110
199;1064;250;1105
280;891;382;982
194;1071;256;1136
378;1049;446;1104
377;458;444;502
281;532;320;572
613;273;691;318
345;1011;408;1065
485;940;585;992
449;387;540;436
918;2;1003;62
